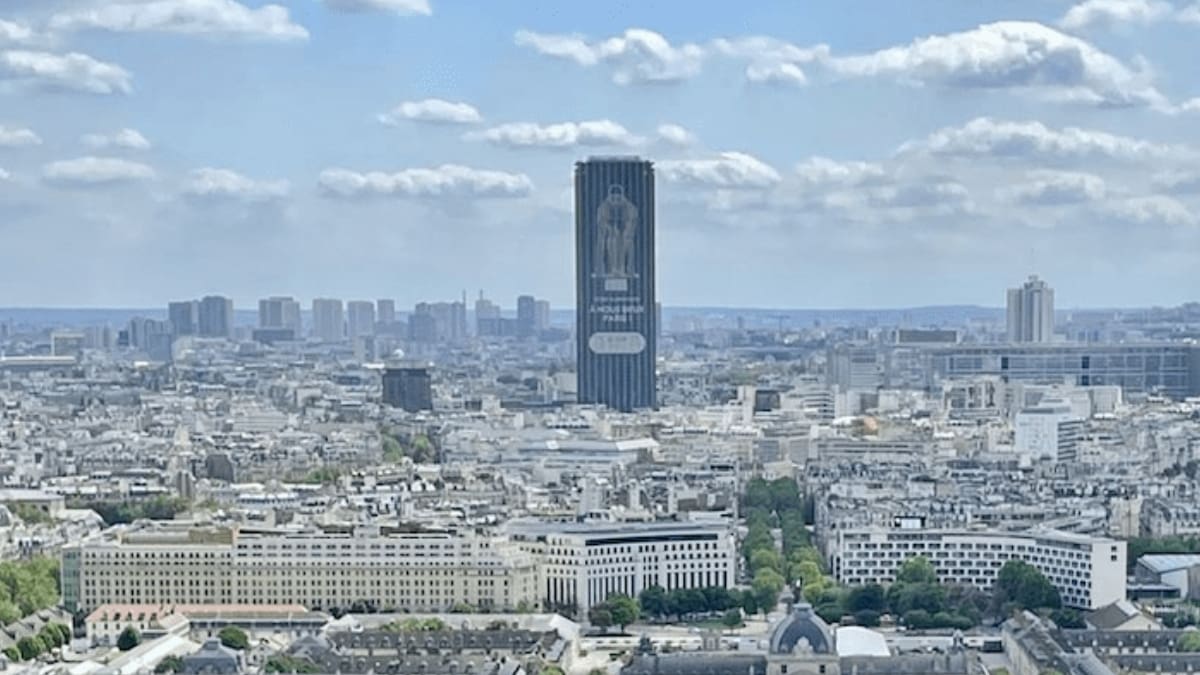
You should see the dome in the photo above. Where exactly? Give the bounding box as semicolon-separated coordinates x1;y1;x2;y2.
769;603;833;655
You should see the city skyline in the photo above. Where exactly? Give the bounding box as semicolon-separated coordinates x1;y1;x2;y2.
0;2;1198;308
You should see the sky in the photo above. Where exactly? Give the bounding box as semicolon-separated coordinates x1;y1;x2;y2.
0;0;1198;310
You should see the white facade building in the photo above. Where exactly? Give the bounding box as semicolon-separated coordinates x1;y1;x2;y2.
1014;399;1084;462
62;523;538;614
1007;275;1055;343
832;527;1126;609
505;520;738;614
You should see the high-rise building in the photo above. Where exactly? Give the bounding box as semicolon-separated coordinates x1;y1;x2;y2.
347;301;376;340
167;300;197;336
376;299;396;325
197;296;233;338
516;295;536;338
258;296;301;335
382;364;433;412
311;298;344;342
1007;275;1055;343
575;156;657;411
534;300;551;331
475;294;500;337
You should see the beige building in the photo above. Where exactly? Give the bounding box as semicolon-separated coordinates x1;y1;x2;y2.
62;522;539;614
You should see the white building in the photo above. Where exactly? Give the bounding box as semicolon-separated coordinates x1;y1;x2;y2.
311;298;344;342
1007;275;1055;343
62;522;538;614
346;300;376;340
1014;399;1083;462
832;527;1126;609
505;520;738;615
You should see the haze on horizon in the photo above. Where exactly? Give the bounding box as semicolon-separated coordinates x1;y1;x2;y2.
0;0;1197;309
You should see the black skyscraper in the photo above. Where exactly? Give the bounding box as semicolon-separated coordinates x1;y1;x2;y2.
575;156;657;411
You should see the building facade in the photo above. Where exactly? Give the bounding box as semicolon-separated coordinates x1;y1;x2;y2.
347;301;376;340
311;298;344;342
61;524;538;614
382;365;433;412
506;521;737;614
832;527;1126;609
197;296;234;338
168;300;198;336
575;156;657;412
258;296;301;335
1007;275;1055;343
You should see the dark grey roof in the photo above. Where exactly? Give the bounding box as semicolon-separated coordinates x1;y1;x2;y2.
621;653;767;675
181;638;240;675
769;603;833;655
840;653;972;674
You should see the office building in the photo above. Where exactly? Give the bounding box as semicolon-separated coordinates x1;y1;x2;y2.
535;300;551;331
516;295;536;338
408;306;437;343
925;343;1200;400
257;296;301;335
50;331;85;358
61;523;538;614
346;301;375;340
197;296;234;339
575;156;657;411
506;520;737;615
475;293;500;336
310;298;344;342
1007;275;1055;343
382;364;433;412
376;299;396;325
167;301;198;336
826;344;884;391
1014;399;1084;462
833;527;1126;609
127;317;173;361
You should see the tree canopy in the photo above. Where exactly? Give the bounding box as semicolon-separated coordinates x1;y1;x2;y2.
217;626;249;650
993;560;1061;615
0;557;60;624
117;626;141;652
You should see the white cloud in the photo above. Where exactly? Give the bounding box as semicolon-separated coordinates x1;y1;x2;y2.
49;0;309;42
658;152;781;189
711;37;830;87
1103;195;1196;226
898;117;1186;162
514;28;704;84
1152;171;1200;194
42;156;156;186
1059;0;1173;30
465;120;640;149
0;20;39;47
81;128;151;151
322;0;432;15
865;180;971;209
184;168;289;201
0;50;132;94
998;170;1107;205
1177;98;1200;113
656;123;694;147
318;165;533;199
829;21;1168;109
378;99;482;125
794;157;887;187
1180;4;1200;23
0;168;10;181
0;125;42;148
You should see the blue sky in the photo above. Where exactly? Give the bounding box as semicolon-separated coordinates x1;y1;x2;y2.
0;0;1198;310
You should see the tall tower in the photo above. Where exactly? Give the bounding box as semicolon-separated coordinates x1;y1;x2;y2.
1006;275;1055;343
575;156;657;411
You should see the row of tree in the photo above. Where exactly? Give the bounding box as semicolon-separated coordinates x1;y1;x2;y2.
741;477;832;615
69;496;190;525
0;557;60;625
1;623;70;663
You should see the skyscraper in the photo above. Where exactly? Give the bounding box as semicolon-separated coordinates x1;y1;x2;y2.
382;364;433;412
376;299;396;325
258;296;301;335
534;300;551;331
575;156;657;411
347;301;376;340
197;296;233;338
1007;275;1055;343
516;295;536;338
311;298;344;342
168;300;197;336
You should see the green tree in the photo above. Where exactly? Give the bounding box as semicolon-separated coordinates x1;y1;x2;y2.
10;504;52;525
722;609;744;630
607;594;640;630
588;606;613;632
739;589;760;617
2;646;18;662
265;655;321;674
896;557;938;585
750;549;784;574
16;636;43;660
117;626;142;652
381;434;404;463
853;609;881;627
1049;609;1085;629
846;584;886;613
753;569;785;615
993;560;1061;614
1179;631;1200;652
638;586;668;618
155;655;184;673
37;625;62;649
539;667;566;675
217;626;249;650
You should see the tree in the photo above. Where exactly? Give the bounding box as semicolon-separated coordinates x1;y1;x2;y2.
155;655;184;673
1179;631;1200;652
265;655;320;674
846;584;885;613
607;594;640;630
588;607;613;632
16;636;43;661
217;626;249;650
38;625;62;649
1049;609;1085;629
853;609;881;627
117;626;142;652
903;609;932;629
638;586;668;618
539;667;565;675
750;549;783;574
896;557;938;585
2;646;18;662
753;569;785;615
739;589;760;617
993;560;1061;614
721;609;744;630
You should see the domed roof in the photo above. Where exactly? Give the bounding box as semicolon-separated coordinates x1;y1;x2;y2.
769;603;833;655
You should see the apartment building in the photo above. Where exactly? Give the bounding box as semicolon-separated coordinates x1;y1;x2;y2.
505;520;738;614
62;523;538;614
832;527;1126;609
